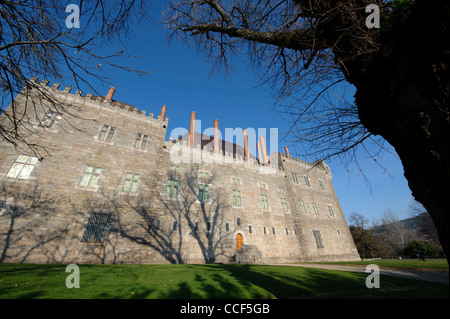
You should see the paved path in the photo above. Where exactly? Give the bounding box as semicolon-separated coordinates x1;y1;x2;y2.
272;263;449;284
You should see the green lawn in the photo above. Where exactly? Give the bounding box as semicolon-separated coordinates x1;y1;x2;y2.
301;259;449;271
0;263;448;299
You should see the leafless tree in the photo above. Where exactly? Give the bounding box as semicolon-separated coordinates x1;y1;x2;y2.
408;200;441;246
1;0;150;156
378;209;415;252
349;212;368;229
163;0;450;264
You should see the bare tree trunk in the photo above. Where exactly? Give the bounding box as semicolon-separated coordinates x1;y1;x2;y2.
354;1;449;264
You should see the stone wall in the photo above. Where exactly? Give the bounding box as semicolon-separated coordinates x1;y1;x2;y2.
0;78;360;264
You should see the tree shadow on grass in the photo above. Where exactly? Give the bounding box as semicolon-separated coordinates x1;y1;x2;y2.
165;264;370;299
158;264;313;299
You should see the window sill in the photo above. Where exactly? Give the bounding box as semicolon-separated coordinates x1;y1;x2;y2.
119;192;139;197
75;186;99;192
94;138;115;146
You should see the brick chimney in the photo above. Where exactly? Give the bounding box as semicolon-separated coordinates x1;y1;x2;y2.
260;136;269;166
160;105;167;121
214;119;220;155
284;146;290;157
104;87;115;101
257;142;263;164
189;111;196;148
243;129;250;162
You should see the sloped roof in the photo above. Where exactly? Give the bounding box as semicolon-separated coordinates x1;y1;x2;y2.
175;131;257;160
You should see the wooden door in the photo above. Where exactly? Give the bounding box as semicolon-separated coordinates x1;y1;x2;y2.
236;233;243;251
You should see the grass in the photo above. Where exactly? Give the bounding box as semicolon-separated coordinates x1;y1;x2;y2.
300;259;449;271
0;263;448;299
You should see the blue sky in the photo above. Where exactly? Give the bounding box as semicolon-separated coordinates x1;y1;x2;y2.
62;1;415;225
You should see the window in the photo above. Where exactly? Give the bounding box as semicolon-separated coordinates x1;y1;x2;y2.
249;225;252;234
293;228;297;236
198;184;209;203
277;187;285;192
206;221;212;232
123;173;139;193
280;198;288;212
260;194;269;210
272;227;276;235
199;171;210;179
232;177;241;184
318;179;325;190
259;182;267;189
327;204;335;217
173;220;178;231
313;230;324;248
7;155;39;180
98;124;116;142
225;223;230;232
291;172;299;184
79;166;102;188
41;110;61;129
0;200;6;211
263;226;267;235
81;213;111;243
303;176;311;187
312;202;319;215
232;190;242;206
237;217;241;226
169;164;180;172
298;200;307;214
166;179;178;198
135;133;148;150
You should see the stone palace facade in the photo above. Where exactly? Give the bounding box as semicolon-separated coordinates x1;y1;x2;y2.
0;77;360;264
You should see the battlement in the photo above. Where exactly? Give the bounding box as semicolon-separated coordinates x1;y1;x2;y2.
28;76;169;127
24;76;328;175
277;152;329;173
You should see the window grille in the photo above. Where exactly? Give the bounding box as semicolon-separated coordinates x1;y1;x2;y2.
81;213;111;243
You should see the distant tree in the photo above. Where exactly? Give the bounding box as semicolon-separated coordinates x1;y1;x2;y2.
408;200;441;246
379;209;415;252
404;239;445;259
349;225;381;259
164;0;450;265
349;212;369;230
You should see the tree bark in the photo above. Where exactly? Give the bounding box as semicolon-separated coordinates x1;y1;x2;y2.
354;1;449;264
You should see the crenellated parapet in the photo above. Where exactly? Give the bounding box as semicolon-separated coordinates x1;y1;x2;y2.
27;76;169;129
277;151;331;179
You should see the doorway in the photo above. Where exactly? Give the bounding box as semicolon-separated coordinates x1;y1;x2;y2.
236;233;243;251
